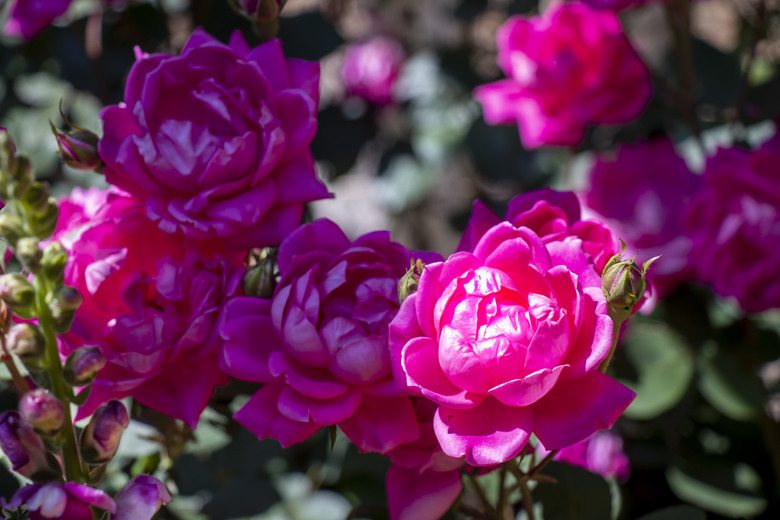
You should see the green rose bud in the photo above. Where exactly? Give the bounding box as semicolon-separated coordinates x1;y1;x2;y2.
398;259;425;304
601;240;658;323
242;249;277;299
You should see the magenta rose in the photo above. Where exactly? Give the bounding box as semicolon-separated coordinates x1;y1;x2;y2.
3;0;72;40
5;482;115;520
538;429;630;481
459;188;619;274
685;142;780;312
389;216;635;466
341;36;405;106
220;219;441;453
473;1;651;148
99;28;330;250
55;189;242;427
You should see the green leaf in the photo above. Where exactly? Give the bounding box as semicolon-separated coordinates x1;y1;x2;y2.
534;461;612;520
636;505;706;520
666;465;767;518
619;321;694;420
697;345;764;421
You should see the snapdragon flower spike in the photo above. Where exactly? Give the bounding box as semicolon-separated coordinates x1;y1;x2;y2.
0;411;58;480
112;475;172;520
79;400;129;464
601;240;659;323
6;482;116;520
19;389;64;437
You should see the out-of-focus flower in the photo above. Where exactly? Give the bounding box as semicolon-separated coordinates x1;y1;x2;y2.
220;219;442;453
539;429;630;481
55;189;243;427
583;0;665;11
3;0;72;40
232;0;285;23
0;411;54;480
112;475;172;520
99;28;330;250
6;482;115;520
79;400;129;463
473;1;651;148
341;37;405;106
19;389;65;437
389;190;635;467
584;138;699;296
384;399;464;520
458;188;620;273
685;142;780;312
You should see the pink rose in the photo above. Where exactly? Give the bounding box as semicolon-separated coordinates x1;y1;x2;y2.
473;1;651;148
56;189;243;427
685;142;780;312
538;430;630;481
98;28;330;250
458;188;619;274
220;219;442;453
584;138;700;297
341;37;405;106
3;0;72;40
389;202;635;466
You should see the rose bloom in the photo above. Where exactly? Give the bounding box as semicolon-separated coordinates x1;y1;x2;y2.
220;219;441;453
3;0;71;40
584;138;700;297
473;1;651;149
685;142;780;312
538;429;630;481
389;190;635;466
341;36;405;106
56;189;243;427
4;483;115;520
99;28;330;250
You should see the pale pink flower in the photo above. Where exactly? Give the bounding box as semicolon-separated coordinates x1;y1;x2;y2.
342;37;405;106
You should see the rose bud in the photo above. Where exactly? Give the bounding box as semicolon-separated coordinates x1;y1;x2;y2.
79;400;129;464
242;250;276;299
112;475;172;520
7;323;46;360
397;258;425;304
19;389;64;436
0;273;35;308
50;122;103;173
601;241;658;323
63;346;106;386
0;411;58;480
41;241;68;283
16;236;42;272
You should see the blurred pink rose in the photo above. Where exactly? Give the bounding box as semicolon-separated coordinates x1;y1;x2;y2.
3;0;72;40
342;37;405;106
389;192;635;466
584;138;700;297
99;28;330;250
583;0;664;10
686;142;780;312
458;188;620;274
220;219;442;453
5;482;115;520
56;189;243;427
474;1;651;148
385;399;464;520
539;429;630;481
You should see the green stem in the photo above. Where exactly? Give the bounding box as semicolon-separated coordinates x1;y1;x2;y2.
35;276;83;483
518;478;535;520
465;471;496;518
598;317;625;373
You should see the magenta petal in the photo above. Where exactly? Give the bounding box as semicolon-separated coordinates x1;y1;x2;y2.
219;313;278;383
457;200;501;253
488;365;564;407
386;464;462;520
533;370;635;451
434;398;533;466
234;383;321;447
277;385;361;425
339;394;419;453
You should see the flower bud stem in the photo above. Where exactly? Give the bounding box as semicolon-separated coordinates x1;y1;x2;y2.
35;275;83;483
598;317;625;373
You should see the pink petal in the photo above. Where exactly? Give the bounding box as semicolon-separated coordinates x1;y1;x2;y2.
339;394;419;453
234;383;321;447
386;464;462;520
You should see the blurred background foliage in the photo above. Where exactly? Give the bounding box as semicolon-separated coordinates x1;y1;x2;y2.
0;0;779;519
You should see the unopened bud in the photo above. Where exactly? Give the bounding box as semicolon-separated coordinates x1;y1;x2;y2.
0;212;25;245
29;199;59;239
21;182;50;210
41;241;67;283
16;237;42;272
0;273;35;308
6;323;45;360
46;286;81;332
601;241;659;323
113;475;172;520
50;122;103;172
5;155;33;200
0;411;58;480
63;346;106;386
19;389;64;436
80;400;129;464
242;249;277;298
398;259;425;304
